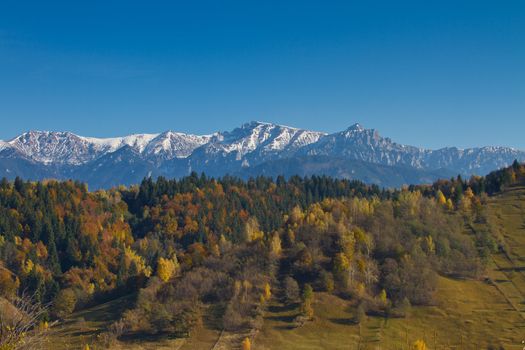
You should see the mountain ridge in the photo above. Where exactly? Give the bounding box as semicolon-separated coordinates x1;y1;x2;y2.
1;121;524;188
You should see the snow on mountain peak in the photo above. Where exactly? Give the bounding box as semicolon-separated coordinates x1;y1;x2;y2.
0;122;328;167
206;121;325;158
241;120;274;129
2;122;524;180
81;133;160;153
143;131;211;159
7;130;97;165
5;131;163;164
346;123;364;132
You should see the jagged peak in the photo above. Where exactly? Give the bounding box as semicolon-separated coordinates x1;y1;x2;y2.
346;123;365;132
339;123;382;140
3;122;523;174
240;121;270;129
9;130;80;141
240;121;306;131
157;130;198;137
144;130;212;158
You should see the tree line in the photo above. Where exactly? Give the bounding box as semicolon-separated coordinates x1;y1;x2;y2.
1;162;523;347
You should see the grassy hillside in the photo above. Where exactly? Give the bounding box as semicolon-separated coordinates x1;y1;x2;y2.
484;186;525;320
254;186;525;349
256;276;524;349
45;186;525;350
53;275;524;349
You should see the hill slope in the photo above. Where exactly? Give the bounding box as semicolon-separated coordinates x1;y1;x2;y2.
43;186;525;350
254;186;525;349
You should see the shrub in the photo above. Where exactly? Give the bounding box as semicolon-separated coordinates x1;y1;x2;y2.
354;303;366;324
52;288;77;319
283;277;300;304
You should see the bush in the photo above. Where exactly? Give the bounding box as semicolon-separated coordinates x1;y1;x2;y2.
53;288;77;319
354;303;366;324
283;277;300;304
223;303;248;331
0;269;19;299
292;314;310;328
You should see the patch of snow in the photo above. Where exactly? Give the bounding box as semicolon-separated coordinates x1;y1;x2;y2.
3;122;524;179
81;133;159;153
143;131;211;159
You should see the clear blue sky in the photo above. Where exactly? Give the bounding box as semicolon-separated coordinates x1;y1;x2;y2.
0;1;524;149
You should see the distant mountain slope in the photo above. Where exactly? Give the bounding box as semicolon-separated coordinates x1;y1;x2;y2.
0;121;524;188
236;155;456;188
302;123;525;175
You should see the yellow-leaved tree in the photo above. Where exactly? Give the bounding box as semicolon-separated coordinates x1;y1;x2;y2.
125;246;151;277
263;282;271;301
446;198;454;211
436;190;447;205
243;217;264;242
157;254;180;282
241;337;251;350
378;289;387;304
270;232;282;256
413;339;427;350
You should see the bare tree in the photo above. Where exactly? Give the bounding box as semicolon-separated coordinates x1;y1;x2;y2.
0;293;53;350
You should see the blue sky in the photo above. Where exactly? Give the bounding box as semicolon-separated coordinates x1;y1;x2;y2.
0;1;524;149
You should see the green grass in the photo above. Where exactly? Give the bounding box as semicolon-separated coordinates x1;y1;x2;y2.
484;186;525;317
256;276;525;349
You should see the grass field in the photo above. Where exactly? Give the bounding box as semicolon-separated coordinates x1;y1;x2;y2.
484;186;525;319
49;187;525;349
255;276;524;349
255;187;525;350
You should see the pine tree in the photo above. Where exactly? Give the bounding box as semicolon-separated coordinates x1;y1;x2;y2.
47;230;62;275
116;251;128;288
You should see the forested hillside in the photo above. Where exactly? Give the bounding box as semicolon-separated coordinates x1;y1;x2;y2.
1;162;525;349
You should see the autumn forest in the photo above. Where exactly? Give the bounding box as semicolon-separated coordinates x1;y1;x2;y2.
1;162;524;349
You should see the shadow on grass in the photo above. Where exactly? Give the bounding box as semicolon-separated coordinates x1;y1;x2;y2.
498;266;525;272
74;294;137;323
266;314;297;323
495;279;511;283
119;332;184;344
267;303;299;313
69;330;100;337
328;317;358;326
273;324;297;331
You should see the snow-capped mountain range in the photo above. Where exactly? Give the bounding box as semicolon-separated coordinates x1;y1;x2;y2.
1;121;523;189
